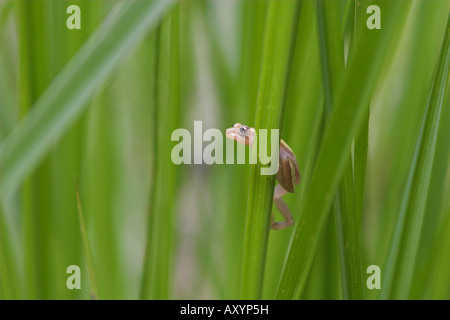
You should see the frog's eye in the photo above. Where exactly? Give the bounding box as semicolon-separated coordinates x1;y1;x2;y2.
238;125;249;137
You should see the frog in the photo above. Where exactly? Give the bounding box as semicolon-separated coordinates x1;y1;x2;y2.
226;123;300;230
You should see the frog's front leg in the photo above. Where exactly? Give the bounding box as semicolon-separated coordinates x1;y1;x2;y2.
271;184;294;230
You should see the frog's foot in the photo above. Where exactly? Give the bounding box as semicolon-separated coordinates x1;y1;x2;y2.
271;184;294;230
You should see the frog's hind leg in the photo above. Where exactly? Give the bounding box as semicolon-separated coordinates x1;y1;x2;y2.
271;184;294;230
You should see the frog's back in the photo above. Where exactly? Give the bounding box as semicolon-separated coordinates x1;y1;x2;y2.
276;139;300;193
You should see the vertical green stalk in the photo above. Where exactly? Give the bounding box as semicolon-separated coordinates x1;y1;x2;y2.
0;0;20;300
352;1;370;236
139;27;158;300
430;206;450;299
276;1;412;300
218;0;266;299
236;0;267;122
16;0;52;299
354;115;368;230
140;5;180;299
74;178;99;300
265;0;328;299
381;12;450;300
49;0;97;300
316;0;363;299
0;205;21;299
83;91;121;299
240;1;300;300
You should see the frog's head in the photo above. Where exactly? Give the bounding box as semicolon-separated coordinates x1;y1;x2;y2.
226;123;256;145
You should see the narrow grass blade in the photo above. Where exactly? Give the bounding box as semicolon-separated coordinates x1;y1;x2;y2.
0;2;16;141
354;113;368;229
264;0;326;299
346;0;369;233
15;0;54;299
0;0;174;196
0;1;13;28
73;176;99;300
430;206;450;298
240;1;301;300
381;12;450;300
316;0;363;299
223;0;266;299
0;206;21;299
276;1;412;300
140;5;180;300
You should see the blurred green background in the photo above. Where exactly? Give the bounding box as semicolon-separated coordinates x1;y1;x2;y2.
0;0;450;300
